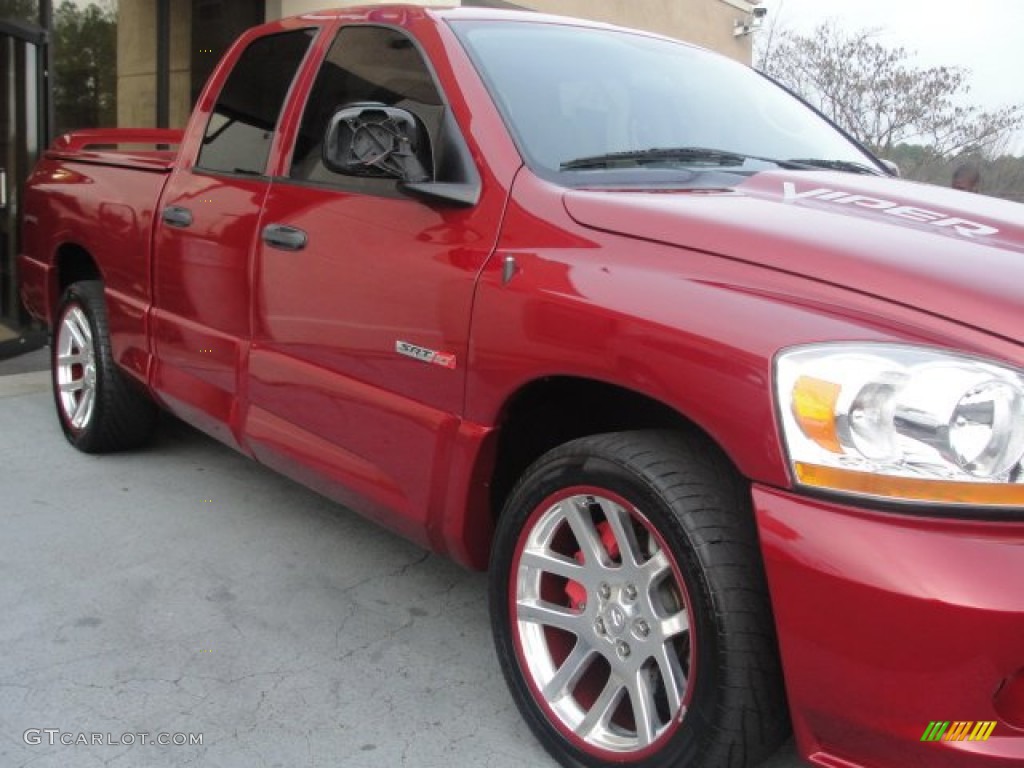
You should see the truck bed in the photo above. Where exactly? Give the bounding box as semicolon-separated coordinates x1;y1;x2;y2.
18;128;184;380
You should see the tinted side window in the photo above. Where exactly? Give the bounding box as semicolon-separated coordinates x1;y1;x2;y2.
290;26;444;186
197;29;315;175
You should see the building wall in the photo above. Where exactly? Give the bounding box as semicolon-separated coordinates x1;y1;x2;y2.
116;0;192;129
515;0;758;62
266;0;760;63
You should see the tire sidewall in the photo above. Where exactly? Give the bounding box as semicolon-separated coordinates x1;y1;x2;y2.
491;449;725;768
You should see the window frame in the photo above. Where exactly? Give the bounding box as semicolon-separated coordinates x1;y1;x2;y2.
277;23;462;200
194;26;320;180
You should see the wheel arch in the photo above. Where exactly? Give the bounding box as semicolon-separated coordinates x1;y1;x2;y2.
52;242;103;323
477;376;748;547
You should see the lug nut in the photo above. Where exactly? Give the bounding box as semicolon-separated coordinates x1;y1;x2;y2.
598;583;611;599
634;619;650;638
594;618;606;635
616;641;631;659
624;584;638;601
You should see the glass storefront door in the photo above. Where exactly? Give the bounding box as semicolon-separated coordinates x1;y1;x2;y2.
0;19;44;323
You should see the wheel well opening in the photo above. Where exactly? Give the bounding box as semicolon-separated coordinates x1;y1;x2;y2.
55;244;102;307
489;377;700;519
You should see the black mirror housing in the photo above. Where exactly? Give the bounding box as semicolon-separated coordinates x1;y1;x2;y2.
323;103;430;182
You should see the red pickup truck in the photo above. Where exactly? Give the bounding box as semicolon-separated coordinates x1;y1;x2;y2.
17;5;1024;768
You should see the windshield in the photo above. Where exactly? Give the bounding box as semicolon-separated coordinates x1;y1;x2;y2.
451;20;881;183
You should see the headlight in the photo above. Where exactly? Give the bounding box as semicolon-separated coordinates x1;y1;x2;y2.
775;344;1024;507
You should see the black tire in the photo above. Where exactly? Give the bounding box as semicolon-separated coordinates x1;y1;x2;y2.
490;430;789;768
51;280;158;452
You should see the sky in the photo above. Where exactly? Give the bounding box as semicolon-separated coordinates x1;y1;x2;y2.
756;0;1024;153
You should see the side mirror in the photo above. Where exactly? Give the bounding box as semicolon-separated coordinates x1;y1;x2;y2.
323;103;430;182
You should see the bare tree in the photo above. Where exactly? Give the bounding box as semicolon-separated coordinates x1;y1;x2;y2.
757;22;1023;159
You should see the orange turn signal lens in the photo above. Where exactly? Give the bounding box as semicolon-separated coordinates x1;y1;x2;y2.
795;462;1024;507
791;376;842;453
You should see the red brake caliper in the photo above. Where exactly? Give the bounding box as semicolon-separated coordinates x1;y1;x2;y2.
565;521;620;609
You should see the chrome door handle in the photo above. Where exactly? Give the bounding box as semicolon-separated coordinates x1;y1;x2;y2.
161;205;193;228
261;224;307;251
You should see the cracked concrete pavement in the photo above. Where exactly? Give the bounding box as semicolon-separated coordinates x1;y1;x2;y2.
0;355;803;768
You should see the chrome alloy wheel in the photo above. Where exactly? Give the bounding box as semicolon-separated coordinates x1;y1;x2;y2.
55;305;98;431
512;490;695;757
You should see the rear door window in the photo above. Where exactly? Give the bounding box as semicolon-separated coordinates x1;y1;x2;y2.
197;29;316;176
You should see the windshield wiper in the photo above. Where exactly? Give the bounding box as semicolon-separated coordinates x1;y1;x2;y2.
786;158;883;175
560;147;807;171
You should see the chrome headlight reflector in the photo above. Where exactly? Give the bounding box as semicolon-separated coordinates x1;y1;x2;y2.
775;344;1024;507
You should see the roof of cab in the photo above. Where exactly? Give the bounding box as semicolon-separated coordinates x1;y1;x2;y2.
287;3;653;37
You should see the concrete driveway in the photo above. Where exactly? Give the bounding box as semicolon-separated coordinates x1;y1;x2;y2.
0;351;804;768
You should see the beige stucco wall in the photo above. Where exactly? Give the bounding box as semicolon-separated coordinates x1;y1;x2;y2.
267;0;759;63
117;0;192;128
516;0;757;62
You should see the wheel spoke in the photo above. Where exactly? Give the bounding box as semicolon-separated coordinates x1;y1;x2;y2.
517;598;584;634
520;549;585;582
577;676;625;739
58;352;85;367
542;640;595;701
562;498;608;568
599;499;644;567
72;386;95;428
641;547;671;582
654;644;686;715
660;609;689;639
627;668;658;747
67;312;89;350
59;379;84;393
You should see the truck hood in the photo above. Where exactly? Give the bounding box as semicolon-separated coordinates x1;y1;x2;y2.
563;170;1024;343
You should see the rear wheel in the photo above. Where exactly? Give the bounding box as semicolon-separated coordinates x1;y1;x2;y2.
52;280;157;452
490;430;788;768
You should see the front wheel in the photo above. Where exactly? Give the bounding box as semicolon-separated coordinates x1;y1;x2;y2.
490;431;788;768
52;280;157;452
